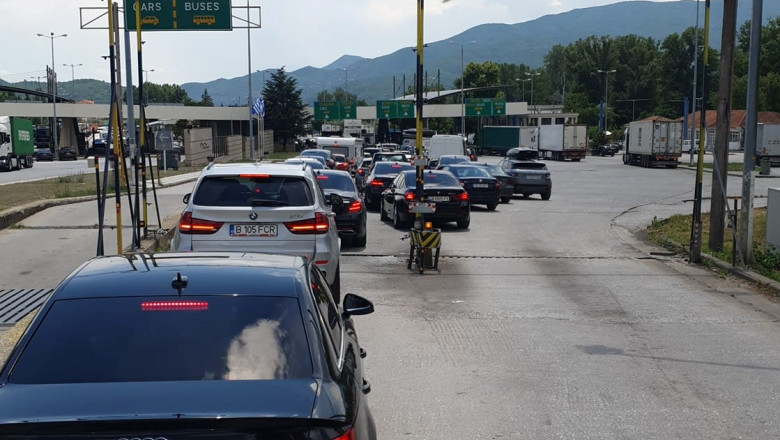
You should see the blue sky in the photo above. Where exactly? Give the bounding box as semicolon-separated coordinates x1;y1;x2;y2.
1;0;677;86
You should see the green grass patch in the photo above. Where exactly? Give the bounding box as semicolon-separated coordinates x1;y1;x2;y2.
646;208;780;282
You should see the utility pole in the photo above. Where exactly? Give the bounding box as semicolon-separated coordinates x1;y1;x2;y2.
690;0;712;264
739;0;764;264
709;0;737;252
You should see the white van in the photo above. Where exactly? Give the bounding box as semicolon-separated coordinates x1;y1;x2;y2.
426;134;467;167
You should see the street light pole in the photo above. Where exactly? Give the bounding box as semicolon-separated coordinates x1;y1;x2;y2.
339;67;353;98
597;69;617;129
37;32;67;159
525;71;541;110
63;63;82;99
143;69;154;105
449;41;475;136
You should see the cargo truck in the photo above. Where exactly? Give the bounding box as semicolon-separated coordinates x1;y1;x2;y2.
476;126;521;155
536;124;588;161
757;123;780;165
0;116;35;171
622;118;682;168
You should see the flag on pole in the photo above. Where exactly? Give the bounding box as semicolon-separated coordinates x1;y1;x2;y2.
251;97;265;118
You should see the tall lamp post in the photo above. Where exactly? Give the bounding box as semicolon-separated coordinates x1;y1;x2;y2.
517;77;531;102
142;68;154;105
62;63;82;99
449;40;476;136
339;67;354;98
37;32;67;159
597;69;617;130
525;71;540;111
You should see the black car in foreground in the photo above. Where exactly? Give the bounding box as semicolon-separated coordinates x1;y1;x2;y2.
438;164;501;211
316;169;368;247
0;252;376;440
363;161;414;210
471;162;515;203
380;169;470;229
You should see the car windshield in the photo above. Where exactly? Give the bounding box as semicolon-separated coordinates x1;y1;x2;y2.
374;154;406;163
439;156;469;165
447;166;492;179
193;175;313;207
316;173;356;192
478;164;508;176
404;171;460;187
360;160;372;168
8;296;311;384
285;159;324;169
373;162;414;174
301;150;329;159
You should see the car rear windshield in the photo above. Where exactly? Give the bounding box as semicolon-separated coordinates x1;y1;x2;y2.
373;162;414;174
316;173;356;192
193;175;313;207
511;162;548;170
448;166;492;178
479;164;509;176
301;150;329;159
9;296;311;384
404;171;460;187
374;154;407;163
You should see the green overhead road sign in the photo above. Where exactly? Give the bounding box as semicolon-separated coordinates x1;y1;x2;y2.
465;98;506;117
375;100;415;119
314;101;358;120
124;0;233;31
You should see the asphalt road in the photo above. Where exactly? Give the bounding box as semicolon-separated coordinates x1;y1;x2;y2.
2;155;780;438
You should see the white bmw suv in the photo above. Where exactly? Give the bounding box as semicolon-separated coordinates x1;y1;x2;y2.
171;162;343;296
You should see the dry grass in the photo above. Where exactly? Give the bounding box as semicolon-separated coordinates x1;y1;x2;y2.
0;165;201;213
646;207;780;282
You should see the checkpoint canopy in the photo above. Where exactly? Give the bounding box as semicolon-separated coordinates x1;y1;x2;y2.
124;0;233;31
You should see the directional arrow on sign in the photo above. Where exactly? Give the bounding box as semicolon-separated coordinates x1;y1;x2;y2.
385;113;390;118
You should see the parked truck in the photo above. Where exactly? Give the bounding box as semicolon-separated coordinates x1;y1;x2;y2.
623;118;682;168
0;116;35;171
477;126;541;156
536;124;588;161
757;123;780;165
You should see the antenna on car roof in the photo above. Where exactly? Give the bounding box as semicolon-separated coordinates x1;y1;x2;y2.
172;272;188;296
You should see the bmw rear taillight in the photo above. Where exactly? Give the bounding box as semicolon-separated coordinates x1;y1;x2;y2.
330;428;355;440
370;180;384;187
178;211;223;234
454;192;468;201
285;212;329;234
347;200;363;213
404;191;415;202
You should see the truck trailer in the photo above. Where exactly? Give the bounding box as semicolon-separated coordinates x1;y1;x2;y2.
623;118;682;168
757;123;780;165
477;126;541;156
536;124;588;161
0;116;35;171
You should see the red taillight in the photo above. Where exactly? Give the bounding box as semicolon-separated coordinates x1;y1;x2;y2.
317;175;329;180
347;200;363;213
454;192;468;201
178;211;223;235
330;428;355;440
239;174;270;178
404;191;415;202
285;212;329;234
141;301;208;311
496;182;501;190
370;180;384;187
357;169;364;175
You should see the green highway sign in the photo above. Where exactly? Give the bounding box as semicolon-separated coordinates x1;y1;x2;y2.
314;101;358;120
375;100;415;119
465;98;506;117
124;0;232;31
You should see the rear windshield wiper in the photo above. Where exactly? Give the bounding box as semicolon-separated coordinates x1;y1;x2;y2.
250;198;289;206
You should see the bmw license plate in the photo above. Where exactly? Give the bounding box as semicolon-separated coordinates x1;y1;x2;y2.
473;183;489;188
230;224;278;237
428;196;450;202
526;175;542;180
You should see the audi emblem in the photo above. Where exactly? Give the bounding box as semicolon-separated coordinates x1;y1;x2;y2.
249;212;258;220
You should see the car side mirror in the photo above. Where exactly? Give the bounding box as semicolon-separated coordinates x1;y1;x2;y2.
182;193;191;204
342;293;374;317
328;193;343;209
